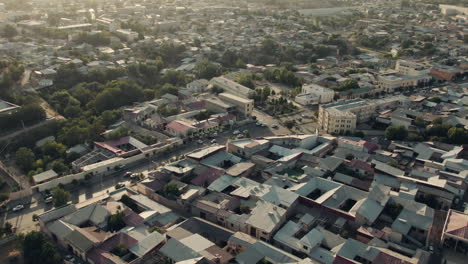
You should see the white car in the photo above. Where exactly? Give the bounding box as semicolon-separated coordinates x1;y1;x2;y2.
44;196;54;204
12;204;24;212
211;139;217;144
197;140;203;144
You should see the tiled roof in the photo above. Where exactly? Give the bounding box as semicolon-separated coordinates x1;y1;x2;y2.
166;120;196;133
445;210;468;240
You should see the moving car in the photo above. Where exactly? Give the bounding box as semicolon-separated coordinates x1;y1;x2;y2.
12;204;24;212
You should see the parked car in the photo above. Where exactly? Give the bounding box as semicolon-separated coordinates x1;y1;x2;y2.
64;255;76;264
236;134;244;139
115;183;125;189
256;121;262;126
271;125;279;129
115;164;126;171
12;204;24;212
123;171;132;177
210;139;217;144
233;130;240;135
197;140;203;144
243;130;248;134
44;196;54;204
212;132;218;137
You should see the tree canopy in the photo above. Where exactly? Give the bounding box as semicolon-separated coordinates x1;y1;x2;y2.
52;187;70;207
19;231;62;264
385;125;408;141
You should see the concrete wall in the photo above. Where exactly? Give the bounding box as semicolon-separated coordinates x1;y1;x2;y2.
34;139;183;192
8;189;33;201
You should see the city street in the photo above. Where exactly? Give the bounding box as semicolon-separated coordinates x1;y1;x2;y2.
0;113;291;234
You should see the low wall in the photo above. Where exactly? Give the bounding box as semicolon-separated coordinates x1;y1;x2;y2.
34;139;183;192
8;189;33;201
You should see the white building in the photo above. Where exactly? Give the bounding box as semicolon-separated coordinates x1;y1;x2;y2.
219;93;254;117
186;79;209;93
395;60;429;76
318;99;375;134
376;74;432;93
115;29;139;42
295;93;319;106
301;84;334;104
95;17;120;32
210;76;255;99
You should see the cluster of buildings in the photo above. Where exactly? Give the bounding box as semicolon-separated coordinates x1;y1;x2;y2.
121;79;253;140
38;133;468;264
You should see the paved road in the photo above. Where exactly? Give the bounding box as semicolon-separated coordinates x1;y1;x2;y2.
0;115;289;234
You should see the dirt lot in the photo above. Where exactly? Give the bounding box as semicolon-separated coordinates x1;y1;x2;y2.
0;238;23;264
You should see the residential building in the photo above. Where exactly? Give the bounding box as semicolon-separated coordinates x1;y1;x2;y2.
32;169;59;185
187;79;209;93
376;73;432;92
0;100;20;114
165;120;197;138
210;77;255;99
301;84;334;104
218;93;254;118
318;99;375;134
396;60;429;76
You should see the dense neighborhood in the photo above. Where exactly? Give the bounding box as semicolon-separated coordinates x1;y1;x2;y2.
0;0;467;264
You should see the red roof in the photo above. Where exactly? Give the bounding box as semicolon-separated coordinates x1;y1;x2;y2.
348;160;374;174
360;140;379;153
372;252;412;264
445;210;468;240
186;100;206;110
333;255;358;264
88;233;138;264
191;166;224;186
166;120;196;133
123;208;144;227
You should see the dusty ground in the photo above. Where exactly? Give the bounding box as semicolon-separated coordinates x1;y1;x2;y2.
38;98;64;120
0;239;23;264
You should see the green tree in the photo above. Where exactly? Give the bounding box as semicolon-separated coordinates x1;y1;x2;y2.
111;242;129;257
108;211;126;232
52;187;70;207
193;59;222;80
0;192;9;202
413;117;427;128
41;141;67;158
164;183;180;196
2;222;12;235
385;125;408;140
161;69;187;86
51;160;68;174
261;38;278;56
15;147;35;171
1;24;18;38
235;73;256;89
19;231;62;264
447;127;468;144
284;120;296;129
